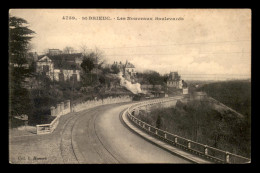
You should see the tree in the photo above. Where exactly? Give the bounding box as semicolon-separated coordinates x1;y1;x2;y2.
9;16;35;66
63;46;75;54
81;53;95;73
141;70;164;85
102;66;111;74
9;16;35;119
80;50;104;87
80;44;88;56
111;64;120;74
163;74;169;83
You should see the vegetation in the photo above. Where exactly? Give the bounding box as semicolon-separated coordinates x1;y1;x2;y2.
197;80;251;118
136;99;251;158
9;16;35;121
137;70;168;85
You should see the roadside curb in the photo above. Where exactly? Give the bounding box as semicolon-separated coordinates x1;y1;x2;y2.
120;109;212;164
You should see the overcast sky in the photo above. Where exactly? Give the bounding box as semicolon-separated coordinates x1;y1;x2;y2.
10;9;251;80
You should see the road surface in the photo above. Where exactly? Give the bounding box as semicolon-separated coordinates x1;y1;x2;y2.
10;101;191;164
70;102;190;163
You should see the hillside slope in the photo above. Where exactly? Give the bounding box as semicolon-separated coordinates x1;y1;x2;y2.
198;80;251;118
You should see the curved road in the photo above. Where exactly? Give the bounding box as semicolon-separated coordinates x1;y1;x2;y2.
61;102;191;163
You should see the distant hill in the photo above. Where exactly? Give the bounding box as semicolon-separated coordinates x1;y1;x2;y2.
197;80;251;118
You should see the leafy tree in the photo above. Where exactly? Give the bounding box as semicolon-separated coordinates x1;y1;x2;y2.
80;51;105;87
140;70;164;85
162;74;169;83
9;16;35;66
81;53;96;73
111;64;120;74
102;66;111;74
9;16;35;119
98;75;106;85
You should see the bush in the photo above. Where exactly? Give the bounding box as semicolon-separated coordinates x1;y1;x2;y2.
137;99;251;158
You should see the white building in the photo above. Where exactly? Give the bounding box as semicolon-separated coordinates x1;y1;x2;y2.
36;56;54;78
124;60;136;76
113;60;137;77
36;55;81;81
167;72;182;89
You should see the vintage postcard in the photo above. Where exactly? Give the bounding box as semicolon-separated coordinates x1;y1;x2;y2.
9;9;251;164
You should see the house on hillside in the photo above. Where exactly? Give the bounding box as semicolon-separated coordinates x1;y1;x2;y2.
36;56;54;77
113;60;137;77
49;53;83;68
124;60;136;76
36;53;82;81
167;72;183;89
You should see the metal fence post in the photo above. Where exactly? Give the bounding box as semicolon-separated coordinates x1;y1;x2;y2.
36;125;39;134
188;141;191;149
226;152;230;163
204;145;208;155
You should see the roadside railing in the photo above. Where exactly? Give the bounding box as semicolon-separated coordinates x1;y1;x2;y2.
36;115;59;134
36;100;71;135
126;97;251;164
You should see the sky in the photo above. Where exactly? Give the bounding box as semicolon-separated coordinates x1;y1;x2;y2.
9;9;251;80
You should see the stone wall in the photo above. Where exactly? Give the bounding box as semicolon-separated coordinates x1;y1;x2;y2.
73;96;132;112
50;100;71;117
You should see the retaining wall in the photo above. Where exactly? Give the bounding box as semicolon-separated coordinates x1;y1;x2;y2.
36;96;132;135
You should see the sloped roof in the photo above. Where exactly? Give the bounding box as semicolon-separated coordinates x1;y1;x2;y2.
48;53;83;62
125;62;135;68
168;71;181;81
38;56;52;62
38;54;82;70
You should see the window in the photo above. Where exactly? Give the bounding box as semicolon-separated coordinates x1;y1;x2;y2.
59;73;64;81
70;74;77;82
43;65;49;72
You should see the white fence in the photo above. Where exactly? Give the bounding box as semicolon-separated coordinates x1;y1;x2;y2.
36;100;71;134
126;97;251;164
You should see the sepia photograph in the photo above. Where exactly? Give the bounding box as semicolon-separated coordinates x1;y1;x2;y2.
8;9;251;164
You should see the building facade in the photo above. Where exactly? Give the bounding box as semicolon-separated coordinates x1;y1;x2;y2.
124;60;136;76
36;56;54;77
167;72;183;89
36;55;81;82
113;60;136;77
